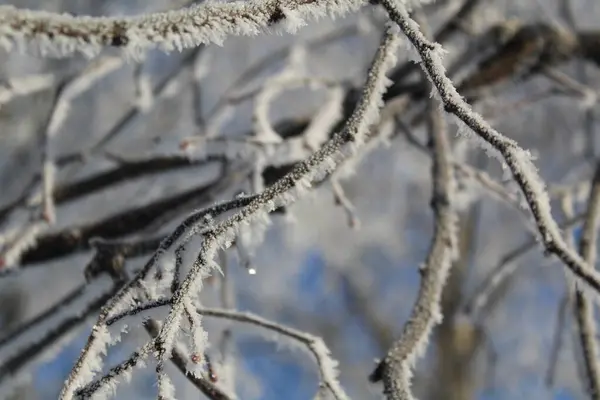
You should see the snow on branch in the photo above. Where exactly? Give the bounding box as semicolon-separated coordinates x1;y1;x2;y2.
0;0;366;57
59;195;257;400
64;24;401;400
0;72;56;107
104;302;349;398
151;27;401;390
41;55;123;224
381;0;600;302
396;116;530;219
369;12;458;399
197;307;347;400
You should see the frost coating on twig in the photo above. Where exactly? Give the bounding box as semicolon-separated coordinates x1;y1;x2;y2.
252;53;303;144
64;23;400;400
60;196;256;399
197;307;348;400
69;324;112;395
303;86;345;151
76;342;154;399
0;0;366;57
41;56;123;224
0;220;46;268
382;0;600;302
369;13;458;397
184;297;208;364
148;26;401;400
157;370;176;400
0;276;116;399
0;73;56;107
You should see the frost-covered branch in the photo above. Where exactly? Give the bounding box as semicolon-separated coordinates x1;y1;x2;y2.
0;236;141;393
0;72;56;107
105;298;171;327
216;252;236;392
144;318;234;400
197;307;346;400
150;25;399;385
86;305;346;399
0;239;156;386
0;0;366;57
369;14;458;398
74;25;401;400
17;171;239;266
40;56;123;224
385;0;484;100
396;116;529;218
59;193;257;399
382;0;600;299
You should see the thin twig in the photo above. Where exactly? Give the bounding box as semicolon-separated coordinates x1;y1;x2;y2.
145;318;234;400
59;193;257;399
40;56;124;224
197;307;345;400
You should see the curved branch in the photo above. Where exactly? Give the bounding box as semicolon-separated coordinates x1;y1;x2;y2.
369;11;458;399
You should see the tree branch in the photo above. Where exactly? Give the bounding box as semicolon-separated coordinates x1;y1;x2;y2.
369;11;458;399
0;0;366;57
